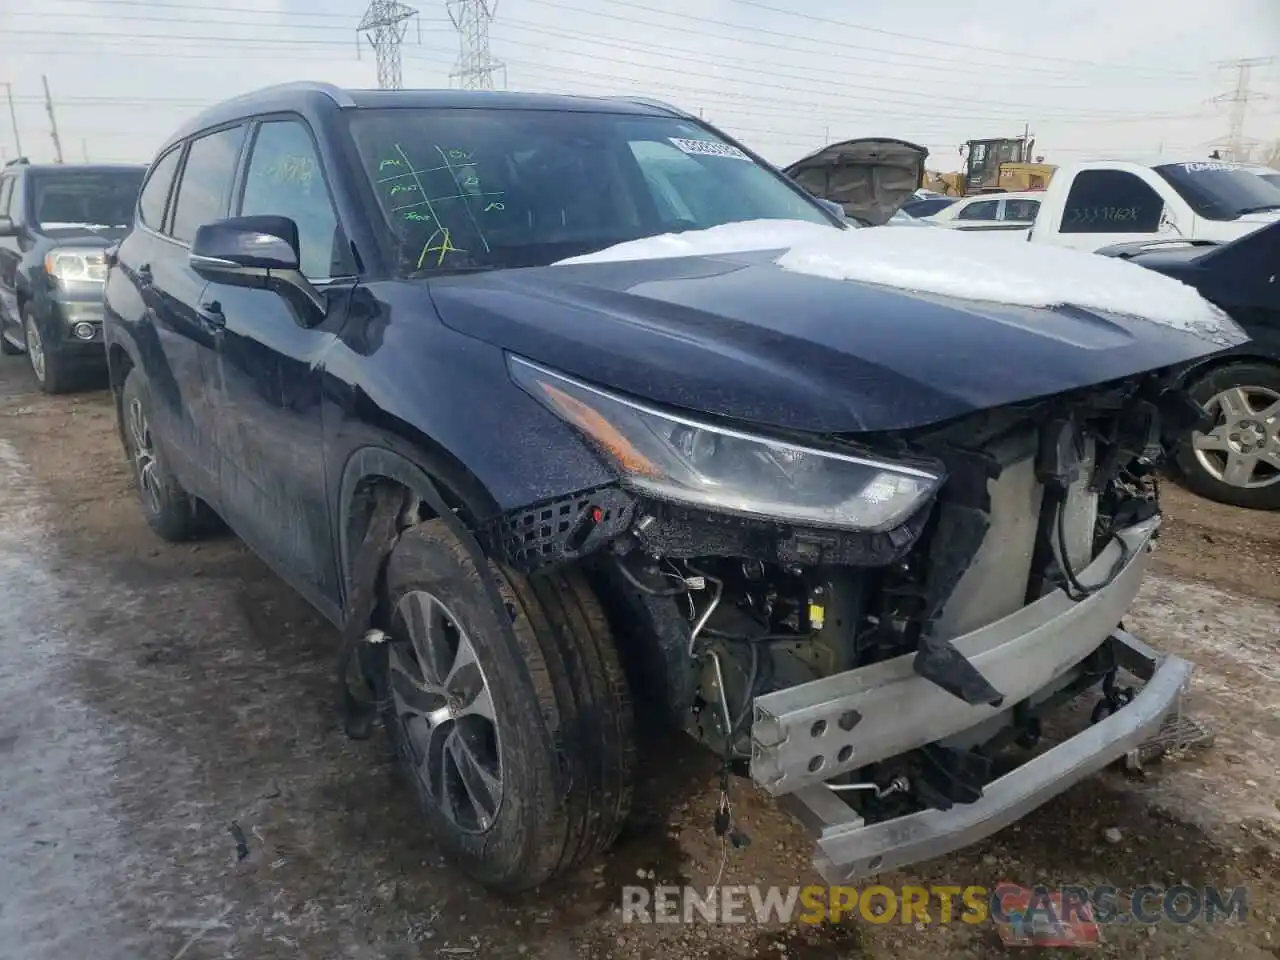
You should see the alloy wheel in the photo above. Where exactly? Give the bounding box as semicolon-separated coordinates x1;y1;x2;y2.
389;590;504;834
1192;385;1280;490
127;397;164;515
23;315;45;384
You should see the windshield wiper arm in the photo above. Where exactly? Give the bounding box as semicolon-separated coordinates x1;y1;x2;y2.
1235;204;1280;215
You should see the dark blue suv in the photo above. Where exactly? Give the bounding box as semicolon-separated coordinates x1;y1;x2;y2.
104;81;1239;893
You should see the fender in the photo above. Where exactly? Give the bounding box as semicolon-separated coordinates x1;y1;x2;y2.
336;444;506;630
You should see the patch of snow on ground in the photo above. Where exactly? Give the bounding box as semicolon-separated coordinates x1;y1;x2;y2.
777;225;1232;334
553;219;840;265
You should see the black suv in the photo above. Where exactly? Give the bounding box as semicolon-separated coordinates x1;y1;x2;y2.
104;82;1234;893
0;158;146;392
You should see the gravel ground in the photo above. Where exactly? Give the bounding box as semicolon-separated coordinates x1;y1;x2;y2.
0;354;1277;960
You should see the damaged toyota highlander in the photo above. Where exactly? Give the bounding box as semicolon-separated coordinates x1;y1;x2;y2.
102;83;1246;893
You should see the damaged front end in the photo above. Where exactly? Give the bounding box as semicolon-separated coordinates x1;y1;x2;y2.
487;354;1205;883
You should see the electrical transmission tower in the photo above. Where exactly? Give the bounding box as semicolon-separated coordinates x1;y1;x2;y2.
1210;56;1274;162
357;0;420;90
447;0;505;90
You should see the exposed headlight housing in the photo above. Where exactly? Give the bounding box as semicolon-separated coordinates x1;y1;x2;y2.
44;247;109;284
509;356;944;533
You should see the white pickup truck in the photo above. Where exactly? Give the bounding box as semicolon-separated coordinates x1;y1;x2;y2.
1025;159;1280;250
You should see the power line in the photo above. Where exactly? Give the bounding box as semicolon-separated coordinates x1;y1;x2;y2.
2;26;1210;125
728;0;1209;77
520;0;1213;81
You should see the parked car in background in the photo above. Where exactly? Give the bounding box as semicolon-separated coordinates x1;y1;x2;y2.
104;82;1232;896
1027;159;1280;252
0;158;146;392
923;190;1042;231
900;195;958;218
1097;222;1280;510
784;137;929;225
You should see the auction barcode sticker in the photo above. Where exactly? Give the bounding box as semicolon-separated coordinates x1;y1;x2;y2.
669;138;751;161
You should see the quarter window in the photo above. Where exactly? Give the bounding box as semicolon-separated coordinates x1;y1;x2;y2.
238;119;349;279
170;125;247;244
138;148;182;232
1061;170;1163;234
0;175;12;217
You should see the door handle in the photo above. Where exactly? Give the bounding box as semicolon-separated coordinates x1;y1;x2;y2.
198;300;226;337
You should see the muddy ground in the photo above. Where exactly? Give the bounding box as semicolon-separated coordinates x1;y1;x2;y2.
0;354;1277;960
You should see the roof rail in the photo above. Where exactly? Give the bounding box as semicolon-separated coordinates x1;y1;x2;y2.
222;81;356;110
3;156;30;167
606;96;689;118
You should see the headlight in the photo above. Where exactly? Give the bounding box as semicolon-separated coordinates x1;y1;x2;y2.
44;247;108;283
509;356;944;532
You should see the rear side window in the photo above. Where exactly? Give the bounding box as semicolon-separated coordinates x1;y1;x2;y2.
957;199;998;221
0;175;12;217
138;148;181;232
1061;170;1163;234
170;125;247;244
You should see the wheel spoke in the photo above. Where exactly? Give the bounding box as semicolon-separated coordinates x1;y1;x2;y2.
388;643;447;716
138;460;162;512
456;681;496;722
445;726;501;828
1222;453;1258;488
444;630;479;692
1216;387;1253;420
1192;428;1229;453
400;593;448;689
1261;449;1280;472
1257;399;1280;424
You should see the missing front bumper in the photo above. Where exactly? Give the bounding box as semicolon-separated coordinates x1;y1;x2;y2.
778;629;1192;884
750;517;1161;796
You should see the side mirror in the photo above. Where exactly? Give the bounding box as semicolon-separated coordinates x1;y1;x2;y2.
190;215;325;320
190;215;300;274
0;215;16;238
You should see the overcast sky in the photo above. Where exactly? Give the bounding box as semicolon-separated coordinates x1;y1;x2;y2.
1;0;1277;169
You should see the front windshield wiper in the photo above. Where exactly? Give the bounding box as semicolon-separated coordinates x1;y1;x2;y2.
1235;204;1280;215
408;264;501;279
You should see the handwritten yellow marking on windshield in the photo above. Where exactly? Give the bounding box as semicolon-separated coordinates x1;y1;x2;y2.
416;227;465;269
379;158;405;172
483;201;504;212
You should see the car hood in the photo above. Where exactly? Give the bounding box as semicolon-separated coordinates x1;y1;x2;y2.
783;138;928;226
42;225;129;246
1098;221;1280;316
427;247;1246;435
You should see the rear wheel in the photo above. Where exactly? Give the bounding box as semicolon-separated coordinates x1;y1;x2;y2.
380;519;636;892
119;368;221;540
1175;362;1280;510
0;317;21;355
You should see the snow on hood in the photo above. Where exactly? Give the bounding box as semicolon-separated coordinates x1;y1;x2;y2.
776;225;1233;334
554;219;841;266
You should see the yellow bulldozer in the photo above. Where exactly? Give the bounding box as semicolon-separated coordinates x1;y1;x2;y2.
925;136;1056;197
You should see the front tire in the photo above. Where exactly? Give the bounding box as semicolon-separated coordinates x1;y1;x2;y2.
119;368;221;540
380;519;636;892
1175;361;1280;510
24;310;78;394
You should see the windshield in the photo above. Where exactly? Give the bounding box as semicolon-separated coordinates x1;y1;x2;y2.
30;169;145;230
348;107;836;274
1154;161;1280;221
